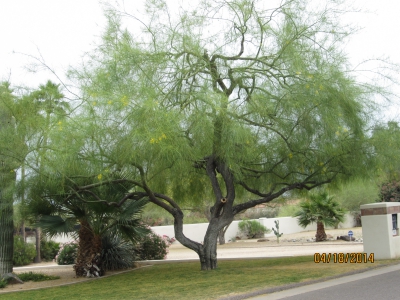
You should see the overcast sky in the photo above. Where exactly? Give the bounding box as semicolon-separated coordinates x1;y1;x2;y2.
1;0;400;119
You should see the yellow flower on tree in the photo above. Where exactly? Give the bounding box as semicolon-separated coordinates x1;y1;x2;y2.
121;95;129;106
97;174;102;180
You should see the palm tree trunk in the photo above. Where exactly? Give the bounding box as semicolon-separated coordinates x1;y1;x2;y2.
315;221;327;242
74;219;104;277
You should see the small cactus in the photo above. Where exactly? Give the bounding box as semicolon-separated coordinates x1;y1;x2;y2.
272;220;283;243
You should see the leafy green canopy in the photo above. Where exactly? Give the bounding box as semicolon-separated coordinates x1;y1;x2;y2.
35;0;383;224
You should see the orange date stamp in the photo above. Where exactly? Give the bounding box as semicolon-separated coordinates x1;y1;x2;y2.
314;253;374;263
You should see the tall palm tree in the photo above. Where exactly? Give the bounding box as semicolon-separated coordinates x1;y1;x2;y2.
294;192;345;242
28;81;70;263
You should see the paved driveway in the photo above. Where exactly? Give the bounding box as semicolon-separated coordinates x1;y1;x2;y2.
248;263;400;300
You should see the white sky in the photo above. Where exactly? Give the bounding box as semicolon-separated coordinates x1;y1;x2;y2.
1;0;400;119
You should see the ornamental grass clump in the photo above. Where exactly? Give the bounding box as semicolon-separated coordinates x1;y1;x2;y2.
101;234;136;271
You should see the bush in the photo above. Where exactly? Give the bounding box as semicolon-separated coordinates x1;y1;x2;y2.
17;272;60;282
238;220;271;239
56;241;78;265
135;231;169;260
0;278;7;289
40;239;60;261
101;234;136;270
379;180;400;202
13;236;36;266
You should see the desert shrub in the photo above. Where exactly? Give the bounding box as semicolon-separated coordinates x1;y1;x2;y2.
135;231;169;260
101;234;136;270
17;272;60;282
378;180;400;202
238;220;271;239
0;278;7;289
13;236;36;266
56;241;78;265
40;239;60;261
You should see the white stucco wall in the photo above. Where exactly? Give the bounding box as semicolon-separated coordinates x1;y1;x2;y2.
151;213;355;243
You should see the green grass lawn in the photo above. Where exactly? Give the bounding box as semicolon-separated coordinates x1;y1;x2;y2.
2;256;399;300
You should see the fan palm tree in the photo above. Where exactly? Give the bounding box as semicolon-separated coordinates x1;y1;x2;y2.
294;192;345;242
23;166;150;277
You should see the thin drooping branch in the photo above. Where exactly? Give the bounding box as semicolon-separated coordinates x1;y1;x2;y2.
74;190;147;207
232;179;332;215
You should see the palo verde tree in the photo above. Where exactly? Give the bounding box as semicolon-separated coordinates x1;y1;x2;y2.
59;0;390;270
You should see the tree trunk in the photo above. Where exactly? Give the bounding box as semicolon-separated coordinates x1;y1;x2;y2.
315;221;327;242
0;167;16;277
199;230;219;270
218;229;226;245
74;220;104;277
34;227;41;263
218;222;232;245
22;221;26;242
0;193;13;276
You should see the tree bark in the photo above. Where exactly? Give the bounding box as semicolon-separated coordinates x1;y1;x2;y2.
218;229;226;245
22;221;26;242
315;221;327;242
74;219;104;277
0;193;13;276
0;166;16;277
199;225;219;270
34;227;41;263
218;223;232;245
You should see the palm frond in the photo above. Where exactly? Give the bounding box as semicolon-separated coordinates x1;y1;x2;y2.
36;215;77;238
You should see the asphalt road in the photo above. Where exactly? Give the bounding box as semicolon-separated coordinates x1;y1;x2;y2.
248;264;400;300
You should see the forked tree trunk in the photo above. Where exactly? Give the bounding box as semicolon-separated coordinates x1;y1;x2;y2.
204;205;228;246
315;221;327;242
218;223;231;245
218;229;226;245
74;219;104;277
